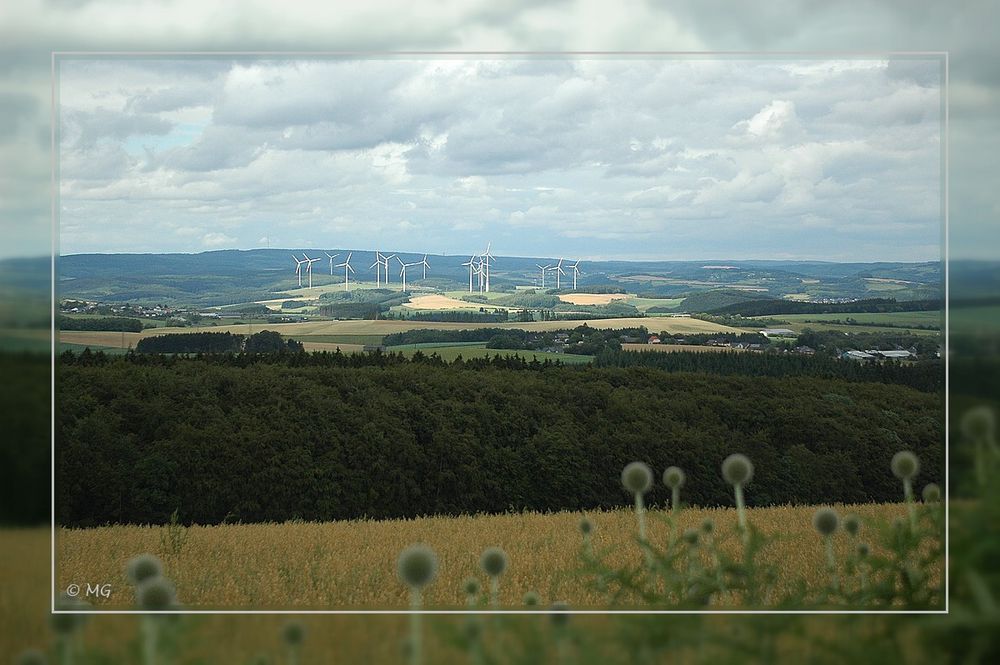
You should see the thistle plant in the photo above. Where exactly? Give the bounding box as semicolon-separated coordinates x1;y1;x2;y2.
126;554;163;587
662;466;685;516
51;593;88;665
722;454;754;543
812;507;840;592
281;621;305;665
922;483;941;503
135;576;177;665
891;451;920;532
480;547;508;608
549;601;570;664
578;516;594;557
856;542;870;593
462;577;481;608
843;514;861;538
621;462;653;548
961;405;998;487
396;544;438;665
523;591;540;607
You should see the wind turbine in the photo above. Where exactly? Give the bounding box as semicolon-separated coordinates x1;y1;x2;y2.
536;263;552;289
569;260;582;290
369;251;384;287
554;258;566;289
419;254;431;279
302;253;321;289
398;256;420;292
461;254;478;293
481;242;496;292
381;254;396;287
335;252;355;291
325;251;339;275
292;255;306;287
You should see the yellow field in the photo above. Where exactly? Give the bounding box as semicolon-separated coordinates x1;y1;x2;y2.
403;294;483;310
621;343;754;353
558;293;630;306
55;503;913;611
59;317;738;349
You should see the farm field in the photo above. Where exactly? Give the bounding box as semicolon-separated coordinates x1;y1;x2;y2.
58;316;738;349
772;311;942;329
54;502;917;610
762;320;940;337
557;293;630;305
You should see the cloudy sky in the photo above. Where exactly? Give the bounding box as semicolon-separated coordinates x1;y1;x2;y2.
2;1;998;263
57;56;941;261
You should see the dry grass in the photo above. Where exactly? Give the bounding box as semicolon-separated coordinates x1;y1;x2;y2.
558;293;630;306
55;503;912;610
403;294;483;310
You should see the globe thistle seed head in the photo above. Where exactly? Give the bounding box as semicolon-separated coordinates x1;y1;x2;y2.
549;601;570;628
857;542;870;558
126;554;163;586
578;517;593;536
462;577;481;597
480;547;508;578
662;466;686;489
922;483;941;503
15;650;48;665
843;514;861;537
701;518;715;535
812;507;839;537
282;620;305;646
523;591;540;607
621;462;653;495
721;454;754;486
396;544;438;589
961;405;995;443
891;451;919;481
136;576;177;611
682;528;699;546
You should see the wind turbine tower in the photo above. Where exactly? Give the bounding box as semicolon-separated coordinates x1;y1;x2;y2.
302;253;321;289
398;257;420;292
482;242;496;292
420;254;430;279
569;260;582;290
461;254;478;293
292;255;306;287
369;251;384;287
554;258;566;289
335;252;355;291
536;263;552;289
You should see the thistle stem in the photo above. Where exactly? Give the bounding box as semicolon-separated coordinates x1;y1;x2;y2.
903;478;917;532
734;483;748;544
141;615;158;665
489;577;499;609
824;536;839;592
409;588;422;665
671;487;680;516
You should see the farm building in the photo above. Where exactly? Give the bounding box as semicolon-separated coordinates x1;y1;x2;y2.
841;350;876;361
759;328;796;338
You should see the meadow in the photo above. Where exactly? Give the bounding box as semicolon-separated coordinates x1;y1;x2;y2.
55;502;918;610
58;316;737;349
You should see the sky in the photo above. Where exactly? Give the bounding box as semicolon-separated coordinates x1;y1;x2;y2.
1;1;998;263
56;56;942;262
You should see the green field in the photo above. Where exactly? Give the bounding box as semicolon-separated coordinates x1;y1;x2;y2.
951;304;1000;334
289;334;386;345
773;310;942;328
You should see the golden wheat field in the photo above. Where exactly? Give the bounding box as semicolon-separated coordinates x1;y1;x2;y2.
55;503;917;611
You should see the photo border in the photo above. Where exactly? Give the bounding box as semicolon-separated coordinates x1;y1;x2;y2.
50;50;950;615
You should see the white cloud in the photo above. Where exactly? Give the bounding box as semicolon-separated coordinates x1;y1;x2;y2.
202;232;236;247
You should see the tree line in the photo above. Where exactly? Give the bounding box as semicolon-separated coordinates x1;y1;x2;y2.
58;315;144;332
710;297;943;317
56;353;942;527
